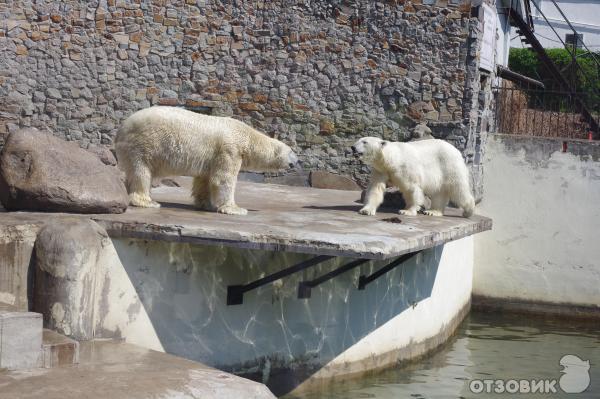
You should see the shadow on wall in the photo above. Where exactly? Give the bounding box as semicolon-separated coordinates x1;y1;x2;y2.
112;241;442;396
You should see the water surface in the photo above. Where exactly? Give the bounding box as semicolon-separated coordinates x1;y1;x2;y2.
286;311;600;398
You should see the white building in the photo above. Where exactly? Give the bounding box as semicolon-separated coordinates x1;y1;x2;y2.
511;0;600;49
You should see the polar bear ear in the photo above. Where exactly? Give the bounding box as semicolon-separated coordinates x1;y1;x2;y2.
381;141;388;147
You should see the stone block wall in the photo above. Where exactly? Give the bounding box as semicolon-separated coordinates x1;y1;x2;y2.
0;0;491;191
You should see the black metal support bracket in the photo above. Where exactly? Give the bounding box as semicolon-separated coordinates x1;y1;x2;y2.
357;251;421;290
227;255;334;305
297;258;370;299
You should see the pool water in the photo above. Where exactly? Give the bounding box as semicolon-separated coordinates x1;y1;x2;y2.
285;311;600;398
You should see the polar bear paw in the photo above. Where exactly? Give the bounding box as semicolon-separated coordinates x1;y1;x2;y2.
398;209;417;216
217;204;248;216
359;206;376;216
193;199;214;211
129;193;161;208
422;210;443;217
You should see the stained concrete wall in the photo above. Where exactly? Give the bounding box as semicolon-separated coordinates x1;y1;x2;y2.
96;235;473;395
0;222;38;310
474;134;600;309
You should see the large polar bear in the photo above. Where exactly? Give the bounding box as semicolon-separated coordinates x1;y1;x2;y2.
115;106;298;215
352;137;474;217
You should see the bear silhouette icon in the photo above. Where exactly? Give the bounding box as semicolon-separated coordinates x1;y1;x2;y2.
559;354;591;394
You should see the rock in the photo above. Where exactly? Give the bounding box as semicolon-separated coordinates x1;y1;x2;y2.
310;171;361;191
411;122;434;140
264;171;309;187
0;128;128;213
33;218;108;340
87;144;117;166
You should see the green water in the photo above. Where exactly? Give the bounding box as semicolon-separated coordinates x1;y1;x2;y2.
286;311;600;399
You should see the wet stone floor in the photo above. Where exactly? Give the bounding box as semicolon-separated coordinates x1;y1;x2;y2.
286;311;600;399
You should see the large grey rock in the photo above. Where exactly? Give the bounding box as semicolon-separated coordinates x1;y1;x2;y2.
0;128;128;213
310;170;361;191
33;218;108;340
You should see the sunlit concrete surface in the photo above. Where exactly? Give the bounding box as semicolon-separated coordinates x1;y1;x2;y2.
0;340;275;399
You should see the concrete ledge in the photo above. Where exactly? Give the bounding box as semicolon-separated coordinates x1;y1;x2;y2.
472;295;600;320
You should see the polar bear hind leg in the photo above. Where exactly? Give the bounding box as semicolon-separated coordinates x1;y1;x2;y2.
121;153;160;208
450;185;475;218
423;194;448;216
192;174;213;211
209;154;247;216
399;186;425;216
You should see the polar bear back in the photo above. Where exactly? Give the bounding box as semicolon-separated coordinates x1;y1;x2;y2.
381;139;469;194
115;107;253;176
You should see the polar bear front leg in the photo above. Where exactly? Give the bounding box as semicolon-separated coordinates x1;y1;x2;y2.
209;155;247;216
359;170;387;216
399;186;425;216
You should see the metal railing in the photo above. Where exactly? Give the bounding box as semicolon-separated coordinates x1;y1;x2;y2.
494;82;599;139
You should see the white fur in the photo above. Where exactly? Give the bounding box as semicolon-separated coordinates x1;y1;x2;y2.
115;106;297;215
352;137;475;217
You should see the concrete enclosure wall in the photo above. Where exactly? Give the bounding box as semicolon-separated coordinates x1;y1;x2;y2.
96;236;474;395
474;134;600;309
0;0;491;190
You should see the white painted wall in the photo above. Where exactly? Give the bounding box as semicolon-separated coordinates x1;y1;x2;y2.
474;134;600;307
511;0;600;49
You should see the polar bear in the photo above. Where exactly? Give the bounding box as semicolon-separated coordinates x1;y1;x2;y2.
352;137;474;217
115;106;298;215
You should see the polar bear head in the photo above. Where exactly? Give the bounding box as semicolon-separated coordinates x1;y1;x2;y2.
351;137;388;165
243;137;299;173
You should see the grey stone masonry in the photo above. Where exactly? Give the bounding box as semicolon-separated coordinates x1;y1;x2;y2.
0;0;493;194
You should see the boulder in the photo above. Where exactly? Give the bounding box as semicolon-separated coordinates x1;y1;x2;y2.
310;170;361;191
0;128;128;213
33;218;107;340
86;144;117;166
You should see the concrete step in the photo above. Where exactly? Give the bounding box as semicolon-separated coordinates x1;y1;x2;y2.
41;329;79;368
0;340;276;399
0;302;42;371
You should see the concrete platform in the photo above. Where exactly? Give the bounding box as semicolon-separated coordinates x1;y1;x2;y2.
0;181;491;260
0;340;275;399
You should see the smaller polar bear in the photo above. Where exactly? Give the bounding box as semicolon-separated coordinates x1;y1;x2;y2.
115;106;298;215
352;137;474;217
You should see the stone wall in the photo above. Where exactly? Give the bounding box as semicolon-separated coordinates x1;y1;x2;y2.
0;0;490;190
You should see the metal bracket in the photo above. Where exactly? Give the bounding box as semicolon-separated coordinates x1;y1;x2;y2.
297;258;370;299
357;251;421;290
227;255;334;305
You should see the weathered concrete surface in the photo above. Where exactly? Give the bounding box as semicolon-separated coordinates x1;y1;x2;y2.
0;128;128;214
95;181;491;260
474;134;600;310
0;340;276;399
33;218;108;340
0;303;42;370
41;329;79;369
0;182;490;260
0;223;37;310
